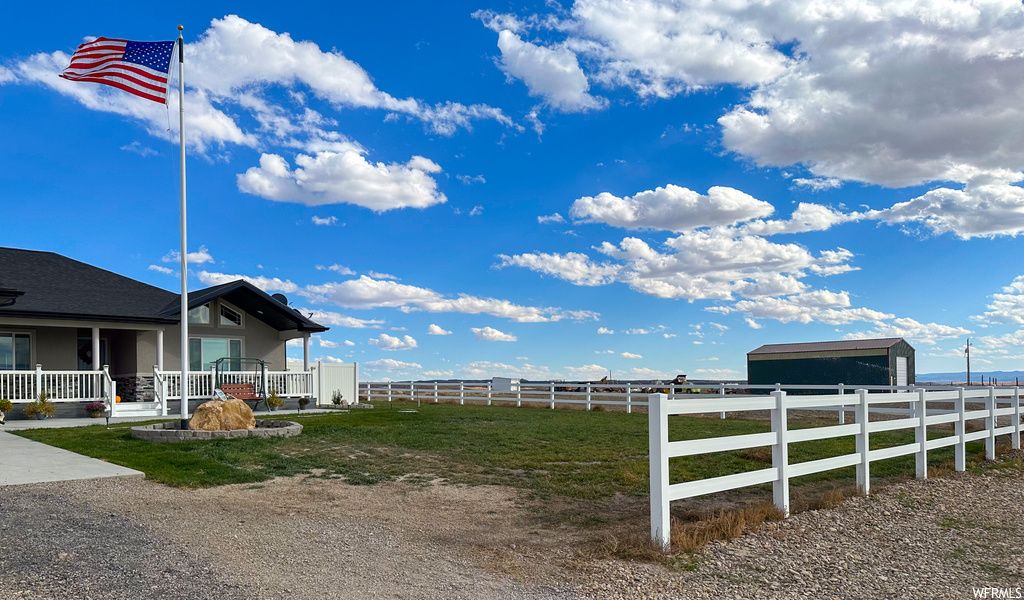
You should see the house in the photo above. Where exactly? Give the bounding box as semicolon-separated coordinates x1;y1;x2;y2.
747;338;915;388
0;247;330;414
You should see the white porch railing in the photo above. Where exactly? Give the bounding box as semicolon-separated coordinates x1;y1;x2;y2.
0;365;115;403
648;387;1024;548
153;368;316;411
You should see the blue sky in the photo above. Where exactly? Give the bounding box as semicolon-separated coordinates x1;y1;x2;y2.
5;1;1024;381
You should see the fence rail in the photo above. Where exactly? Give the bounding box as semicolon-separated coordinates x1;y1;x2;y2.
648;387;1024;548
0;366;113;403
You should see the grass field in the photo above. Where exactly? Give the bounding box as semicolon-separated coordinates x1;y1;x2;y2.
14;401;991;497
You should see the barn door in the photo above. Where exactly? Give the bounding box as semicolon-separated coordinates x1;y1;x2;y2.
896;356;908;387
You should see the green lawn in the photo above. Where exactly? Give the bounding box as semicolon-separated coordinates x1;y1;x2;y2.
13;401;992;497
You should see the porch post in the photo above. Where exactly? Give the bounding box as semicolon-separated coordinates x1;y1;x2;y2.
302;333;310;372
156;329;164;371
91;327;100;371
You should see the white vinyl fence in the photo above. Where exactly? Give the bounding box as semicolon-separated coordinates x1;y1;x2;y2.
359;380;938;421
315;361;359;407
648;387;1024;548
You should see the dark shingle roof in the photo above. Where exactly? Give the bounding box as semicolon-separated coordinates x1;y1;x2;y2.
0;247;178;324
0;247;327;332
748;338;904;355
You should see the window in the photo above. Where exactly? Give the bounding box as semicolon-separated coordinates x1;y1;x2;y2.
219;304;242;327
0;333;30;370
188;303;211;325
189;338;242;371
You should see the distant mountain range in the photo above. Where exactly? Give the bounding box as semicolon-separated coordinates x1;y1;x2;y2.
918;371;1024;384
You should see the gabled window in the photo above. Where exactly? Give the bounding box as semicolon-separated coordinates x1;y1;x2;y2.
219;304;242;327
188;303;211;325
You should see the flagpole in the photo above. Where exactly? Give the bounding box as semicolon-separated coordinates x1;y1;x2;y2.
177;24;189;430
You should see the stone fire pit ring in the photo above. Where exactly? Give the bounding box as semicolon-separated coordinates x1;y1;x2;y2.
131;420;302;443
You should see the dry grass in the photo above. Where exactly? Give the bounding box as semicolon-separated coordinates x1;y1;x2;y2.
670;503;784;553
791;484;860;513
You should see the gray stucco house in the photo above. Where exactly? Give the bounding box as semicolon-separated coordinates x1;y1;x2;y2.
0;247;328;409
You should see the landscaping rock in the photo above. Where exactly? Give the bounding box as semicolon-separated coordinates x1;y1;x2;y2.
189;399;256;431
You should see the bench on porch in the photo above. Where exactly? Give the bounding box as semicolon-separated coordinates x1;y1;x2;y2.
217;383;265;410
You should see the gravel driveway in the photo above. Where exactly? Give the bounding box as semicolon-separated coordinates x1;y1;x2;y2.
2;453;1022;599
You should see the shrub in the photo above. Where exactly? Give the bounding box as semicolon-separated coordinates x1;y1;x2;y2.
266;389;284;409
298;397;311;410
331;390;344;405
0;398;12;412
23;392;56;418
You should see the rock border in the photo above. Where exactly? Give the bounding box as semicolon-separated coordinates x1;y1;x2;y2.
130;420;302;443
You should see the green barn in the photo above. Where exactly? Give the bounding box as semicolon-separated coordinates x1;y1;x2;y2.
747;338;915;388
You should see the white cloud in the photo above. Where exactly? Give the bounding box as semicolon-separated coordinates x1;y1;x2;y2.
597;327;614;334
427;324;453;335
367;271;399;280
469;205;484;216
0;66;16;83
343;340;356;346
791;178;842;192
538;213;566;224
621;352;643;359
461;360;553;379
712;290;893;326
494;30;605;112
319;339;341;349
301;309;384;329
570;184;774;232
163;245;214;265
457;174;486;185
471;326;517;342
423;369;454;377
973;275;1024;325
663;333;676;338
869;178;1024;239
496;252;620;286
312;215;338;225
363;358;422;371
692;368;741;378
316;264;356;276
304;275;597;322
595;349;614;354
738;204;861;237
844;318;972;346
564;364;610;379
238;149;447;211
628;367;670;379
744;318;763;329
196;271;299;293
121;141;157;157
368;333;418;351
148;265;174;275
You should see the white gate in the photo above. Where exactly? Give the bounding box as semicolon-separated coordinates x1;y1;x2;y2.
315;361;359;406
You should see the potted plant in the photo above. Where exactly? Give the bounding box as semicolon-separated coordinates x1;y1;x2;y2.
23;392;56;420
84;401;106;418
331;390;344;406
298;397;310;413
0;398;12;413
266;389;284;412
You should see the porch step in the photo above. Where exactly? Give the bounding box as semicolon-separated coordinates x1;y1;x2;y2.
112;402;163;418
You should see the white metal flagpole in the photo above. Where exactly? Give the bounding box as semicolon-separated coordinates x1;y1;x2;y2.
176;24;189;430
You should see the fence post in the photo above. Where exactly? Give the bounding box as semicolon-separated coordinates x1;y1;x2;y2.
626;382;632;414
855;389;871;495
586;383;592;411
719;382;726;419
487;382;492;406
986;387;996;461
648;393;670;549
516;385;522;408
34;364;42;399
955;388;966;472
549;382;555;409
770;390;790;516
1014;387;1021;451
915;389;928;479
410;382;416;404
456;382;462;405
387;381;392;403
838;383;845;424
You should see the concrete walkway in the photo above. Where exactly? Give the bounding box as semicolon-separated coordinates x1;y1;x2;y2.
0;431;144;486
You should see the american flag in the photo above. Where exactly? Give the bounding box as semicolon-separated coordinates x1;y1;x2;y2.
60;37;176;104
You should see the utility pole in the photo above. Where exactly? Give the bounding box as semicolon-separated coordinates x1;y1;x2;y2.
965;338;971;387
